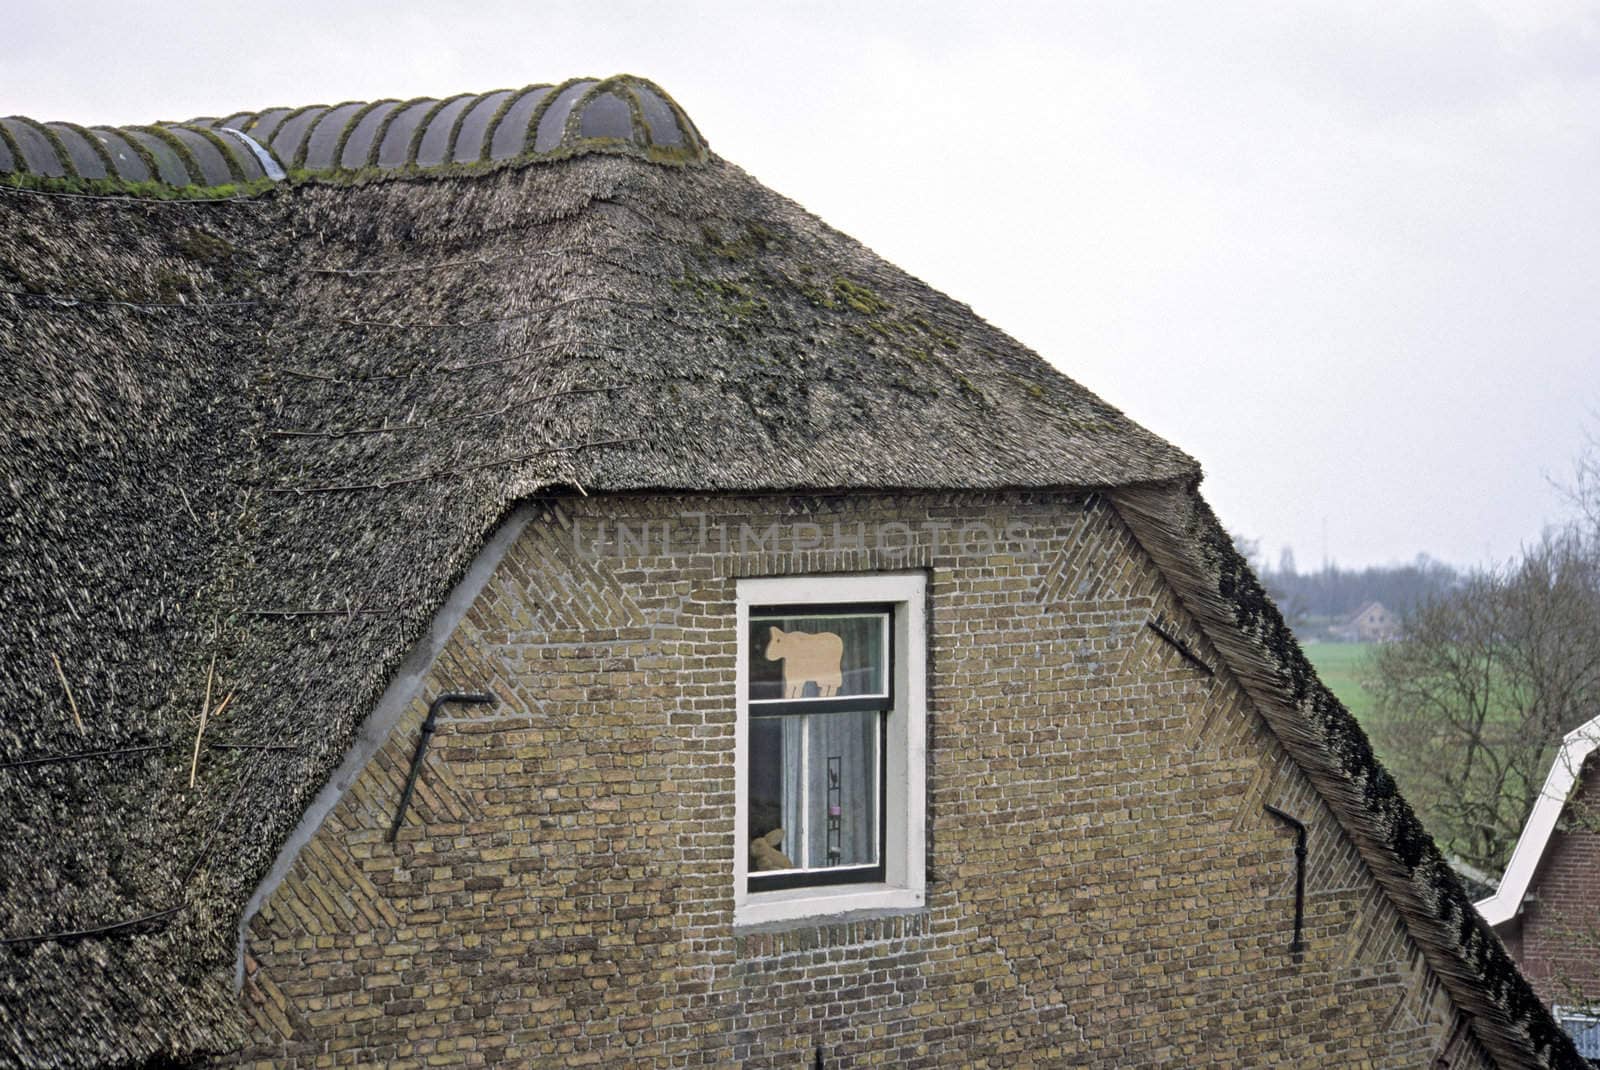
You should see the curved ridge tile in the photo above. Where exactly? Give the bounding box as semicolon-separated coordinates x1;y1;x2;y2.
577;90;635;141
244;107;291;142
220;129;282;181
533;80;595;153
416;94;474;167
123;128;192;185
61;123;118;176
451;91;511;162
403;96;462;165
207;127;267;181
4;118;68;176
143;126;207;184
301;102;365;170
375;99;433;169
489;85;554;160
1;75;708;195
164;126;235;185
49;123;109;179
269;106;328;167
634;85;685;148
90;128;152;182
193;126;253;182
339;101;400;170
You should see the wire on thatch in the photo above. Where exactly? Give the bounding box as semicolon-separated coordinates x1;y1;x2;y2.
206;741;300;752
0;184;269;206
0;288;260;311
0;903;186;948
0;743;169;772
247;606;399;618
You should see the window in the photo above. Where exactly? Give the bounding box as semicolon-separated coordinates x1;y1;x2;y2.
1554;1008;1600;1060
734;573;926;927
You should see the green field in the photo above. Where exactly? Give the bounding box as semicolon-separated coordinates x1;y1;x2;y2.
1301;642;1379;723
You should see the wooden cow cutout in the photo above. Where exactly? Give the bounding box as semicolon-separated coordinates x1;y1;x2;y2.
764;627;844;698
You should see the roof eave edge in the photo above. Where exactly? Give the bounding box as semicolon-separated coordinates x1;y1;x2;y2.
1107;481;1585;1070
231;503;539;988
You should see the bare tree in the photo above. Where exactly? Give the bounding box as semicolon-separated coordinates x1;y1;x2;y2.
1370;523;1600;871
1562;428;1600;535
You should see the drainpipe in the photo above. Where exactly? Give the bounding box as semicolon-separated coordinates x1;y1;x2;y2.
388;691;495;841
1264;804;1307;954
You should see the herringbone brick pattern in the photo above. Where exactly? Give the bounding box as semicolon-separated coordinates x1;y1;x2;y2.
233;492;1494;1068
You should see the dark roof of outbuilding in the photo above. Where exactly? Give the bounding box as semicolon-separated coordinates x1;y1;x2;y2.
0;75;1578;1069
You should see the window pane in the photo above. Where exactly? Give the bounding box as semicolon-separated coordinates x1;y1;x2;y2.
802;710;879;869
748;716;787;850
749;612;887;703
748;710;879;876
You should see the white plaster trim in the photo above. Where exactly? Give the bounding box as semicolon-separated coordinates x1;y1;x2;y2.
1475;713;1600;928
233;504;537;986
734;885;924;929
733;571;927;928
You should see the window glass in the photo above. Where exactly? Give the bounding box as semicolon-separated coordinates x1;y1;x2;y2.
748;611;888;703
749;709;880;874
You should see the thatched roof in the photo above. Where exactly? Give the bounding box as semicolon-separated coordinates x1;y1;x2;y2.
0;75;1578;1068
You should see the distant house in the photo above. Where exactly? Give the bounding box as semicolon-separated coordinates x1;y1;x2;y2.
0;74;1586;1068
1334;600;1403;642
1478;715;1600;1059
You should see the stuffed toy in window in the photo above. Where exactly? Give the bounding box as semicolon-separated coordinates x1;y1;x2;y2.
750;828;794;871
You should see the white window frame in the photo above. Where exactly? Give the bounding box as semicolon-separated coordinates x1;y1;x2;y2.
1553;1006;1600;1059
734;571;927;927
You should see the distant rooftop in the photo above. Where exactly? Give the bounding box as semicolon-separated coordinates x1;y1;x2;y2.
0;75;706;191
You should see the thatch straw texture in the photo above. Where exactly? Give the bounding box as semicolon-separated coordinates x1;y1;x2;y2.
0;146;1192;1065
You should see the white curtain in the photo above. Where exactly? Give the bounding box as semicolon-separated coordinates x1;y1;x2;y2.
781;716;804;865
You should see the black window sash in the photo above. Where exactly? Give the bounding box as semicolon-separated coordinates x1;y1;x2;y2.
748;710;889;892
748;602;895;717
747;602;896;893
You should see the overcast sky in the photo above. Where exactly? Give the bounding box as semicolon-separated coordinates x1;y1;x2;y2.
8;1;1597;570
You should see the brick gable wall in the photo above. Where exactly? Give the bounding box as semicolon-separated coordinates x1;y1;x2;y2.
230;491;1495;1068
1516;756;1600;1011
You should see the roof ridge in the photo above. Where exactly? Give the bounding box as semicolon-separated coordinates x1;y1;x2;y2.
0;74;709;200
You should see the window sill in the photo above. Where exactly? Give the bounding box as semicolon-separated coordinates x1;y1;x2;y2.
733;883;924;929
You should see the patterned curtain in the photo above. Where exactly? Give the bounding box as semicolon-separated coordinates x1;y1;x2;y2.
803;711;877;868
